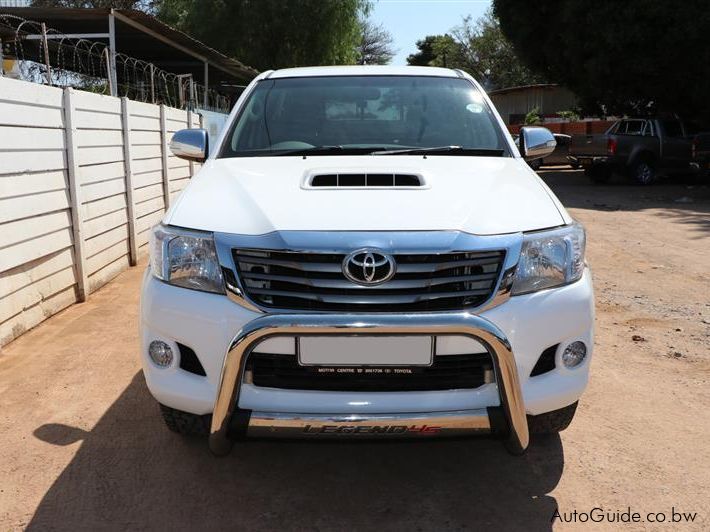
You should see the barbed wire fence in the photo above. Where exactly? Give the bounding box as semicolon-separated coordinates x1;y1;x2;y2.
0;12;230;112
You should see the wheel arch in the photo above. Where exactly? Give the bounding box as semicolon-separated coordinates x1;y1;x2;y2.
628;148;657;168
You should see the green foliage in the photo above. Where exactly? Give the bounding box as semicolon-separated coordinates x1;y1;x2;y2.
493;0;710;120
406;9;542;90
407;35;439;66
451;10;543;90
524;107;541;125
407;34;471;69
407;34;466;69
156;0;368;71
428;34;466;69
557;110;580;121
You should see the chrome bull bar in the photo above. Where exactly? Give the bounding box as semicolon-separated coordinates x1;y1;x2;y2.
209;313;529;455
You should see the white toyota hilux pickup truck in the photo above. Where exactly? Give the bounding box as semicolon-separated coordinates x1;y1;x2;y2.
141;66;593;455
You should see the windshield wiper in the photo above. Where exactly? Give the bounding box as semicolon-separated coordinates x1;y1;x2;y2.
371;146;504;156
255;145;504;157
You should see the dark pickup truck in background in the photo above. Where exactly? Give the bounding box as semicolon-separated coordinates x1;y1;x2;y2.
569;118;702;184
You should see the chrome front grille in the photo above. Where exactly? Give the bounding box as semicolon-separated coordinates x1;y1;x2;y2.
232;248;505;311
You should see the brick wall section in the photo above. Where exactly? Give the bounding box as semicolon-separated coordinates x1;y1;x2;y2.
508;124;521;135
588;120;616;134
563;122;588;135
507;120;616;136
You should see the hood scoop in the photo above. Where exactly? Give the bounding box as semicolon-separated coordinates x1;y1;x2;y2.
307;172;426;188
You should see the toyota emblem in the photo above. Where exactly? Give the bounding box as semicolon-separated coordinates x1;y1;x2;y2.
342;249;396;286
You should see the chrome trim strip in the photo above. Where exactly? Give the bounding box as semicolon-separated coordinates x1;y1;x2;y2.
246;409;490;438
209;312;529;456
214;230;522;314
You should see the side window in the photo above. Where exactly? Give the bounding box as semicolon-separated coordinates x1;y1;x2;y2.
642;121;654;137
624;121;644;135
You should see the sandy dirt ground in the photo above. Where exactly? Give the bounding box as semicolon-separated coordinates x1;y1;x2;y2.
0;168;708;531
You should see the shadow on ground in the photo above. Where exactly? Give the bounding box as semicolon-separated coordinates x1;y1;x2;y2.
28;373;563;531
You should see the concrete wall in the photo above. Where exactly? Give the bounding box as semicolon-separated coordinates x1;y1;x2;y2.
0;76;204;347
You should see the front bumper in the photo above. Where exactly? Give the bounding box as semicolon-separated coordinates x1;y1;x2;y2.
210;312;529;455
140;269;594;454
245;409;491;439
568;155;610;166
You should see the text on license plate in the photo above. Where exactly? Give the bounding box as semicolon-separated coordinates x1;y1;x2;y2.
298;336;433;366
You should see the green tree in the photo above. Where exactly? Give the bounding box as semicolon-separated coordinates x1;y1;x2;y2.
407;34;464;68
156;0;368;71
451;10;542;90
407;10;541;90
407;35;438;66
493;0;710;119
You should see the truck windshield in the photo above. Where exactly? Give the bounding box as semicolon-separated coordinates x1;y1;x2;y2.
219;76;510;157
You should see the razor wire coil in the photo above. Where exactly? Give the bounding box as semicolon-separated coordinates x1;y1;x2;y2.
0;12;230;112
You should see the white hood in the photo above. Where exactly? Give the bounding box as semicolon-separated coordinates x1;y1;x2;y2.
165;155;568;235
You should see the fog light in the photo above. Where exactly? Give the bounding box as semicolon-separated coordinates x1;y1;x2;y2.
149;340;173;368
562;341;587;368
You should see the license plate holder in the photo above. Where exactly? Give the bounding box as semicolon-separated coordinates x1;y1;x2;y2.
298;336;433;367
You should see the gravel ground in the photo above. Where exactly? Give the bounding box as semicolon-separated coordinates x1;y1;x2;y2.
0;168;708;531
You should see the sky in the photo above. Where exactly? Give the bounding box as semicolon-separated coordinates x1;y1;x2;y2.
370;0;492;65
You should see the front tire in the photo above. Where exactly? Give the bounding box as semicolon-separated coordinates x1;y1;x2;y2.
160;403;211;436
527;402;578;434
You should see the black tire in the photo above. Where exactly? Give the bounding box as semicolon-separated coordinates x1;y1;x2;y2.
528;158;542;171
159;403;211;436
585;165;612;184
527;401;578;434
631;159;657;185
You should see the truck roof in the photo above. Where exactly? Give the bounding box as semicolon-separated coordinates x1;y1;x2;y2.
267;65;462;79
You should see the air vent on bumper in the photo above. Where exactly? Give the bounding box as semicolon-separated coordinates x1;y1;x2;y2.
308;173;425;188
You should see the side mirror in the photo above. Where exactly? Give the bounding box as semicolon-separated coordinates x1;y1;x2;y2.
169;128;209;162
519;126;556;160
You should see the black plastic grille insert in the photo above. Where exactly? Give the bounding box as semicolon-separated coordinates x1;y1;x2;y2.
246;352;492;392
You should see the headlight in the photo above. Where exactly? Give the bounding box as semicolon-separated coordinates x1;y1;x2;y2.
511;222;586;295
150;225;224;294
